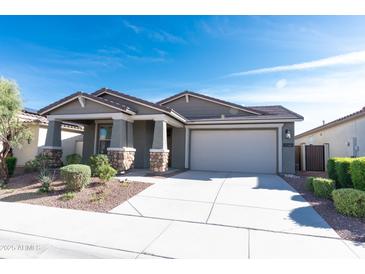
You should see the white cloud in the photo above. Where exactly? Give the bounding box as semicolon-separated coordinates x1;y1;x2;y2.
204;65;365;134
123;20;143;34
227;50;365;77
275;78;287;89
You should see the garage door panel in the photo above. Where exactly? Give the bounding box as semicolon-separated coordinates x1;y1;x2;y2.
190;130;277;173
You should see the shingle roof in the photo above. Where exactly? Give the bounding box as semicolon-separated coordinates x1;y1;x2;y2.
93;88;173;113
157;91;303;120
296;106;365;139
38;91;135;115
20;109;83;131
157;90;264;115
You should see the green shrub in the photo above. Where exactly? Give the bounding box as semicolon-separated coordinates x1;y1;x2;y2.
88;154;110;176
61;192;76;201
335;158;354;188
66;154;82;165
327;158;338;182
24;154;49;173
98;164;117;183
332;188;365;218
6;157;17;177
350;158;365;191
312;177;335;199
305;177;315;192
60;164;91;191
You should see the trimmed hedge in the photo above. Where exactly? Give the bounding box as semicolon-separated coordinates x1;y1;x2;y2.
305;176;314;192
312;177;335;199
327;158;338;182
66;153;82;165
88;154;110;177
335;158;354;188
60;164;91;191
350;158;365;191
6;156;17;177
332;188;365;218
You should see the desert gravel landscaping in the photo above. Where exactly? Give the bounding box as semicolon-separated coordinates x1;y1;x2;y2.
282;173;365;242
0;172;151;213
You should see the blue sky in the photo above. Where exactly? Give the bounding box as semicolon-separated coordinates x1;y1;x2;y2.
1;16;365;133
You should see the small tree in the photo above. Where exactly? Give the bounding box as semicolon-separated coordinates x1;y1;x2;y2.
0;77;31;182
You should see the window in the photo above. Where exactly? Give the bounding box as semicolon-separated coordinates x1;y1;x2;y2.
97;124;112;154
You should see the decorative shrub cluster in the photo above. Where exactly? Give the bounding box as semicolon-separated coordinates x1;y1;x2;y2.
24;154;49;173
327;157;338;182
99;164;117;183
60;164;91;191
307;157;365;218
5;156;17;177
335;158;354;188
88;154;117;182
88;154;109;177
66;153;82;165
350;158;365;191
312;177;335;199
332;188;365;218
305;176;314;192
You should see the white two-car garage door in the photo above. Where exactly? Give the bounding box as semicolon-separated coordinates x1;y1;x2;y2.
190;129;277;173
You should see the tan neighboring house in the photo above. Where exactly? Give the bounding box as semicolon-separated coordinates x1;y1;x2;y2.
295;106;365;171
10;109;83;167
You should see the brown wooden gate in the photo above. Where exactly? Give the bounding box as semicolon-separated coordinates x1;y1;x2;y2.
305;145;325;171
295;146;301;171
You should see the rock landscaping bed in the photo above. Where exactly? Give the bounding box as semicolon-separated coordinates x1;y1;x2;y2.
282;173;365;242
0;172;151;213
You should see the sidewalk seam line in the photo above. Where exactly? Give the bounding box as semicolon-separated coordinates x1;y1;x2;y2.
205;177;227;223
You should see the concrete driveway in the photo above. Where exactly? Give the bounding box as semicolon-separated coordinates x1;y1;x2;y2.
111;171;338;238
1;171;363;259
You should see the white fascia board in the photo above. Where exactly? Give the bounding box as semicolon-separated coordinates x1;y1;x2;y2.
187;118;302;125
47;113;133;122
133;114;183;128
186;123;284;129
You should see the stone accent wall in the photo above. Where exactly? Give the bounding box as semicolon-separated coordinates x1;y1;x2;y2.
42;148;63;168
107;150;135;173
150;151;169;173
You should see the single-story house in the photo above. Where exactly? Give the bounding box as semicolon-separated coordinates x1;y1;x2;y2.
295;106;365;171
38;89;303;174
10;109;83;167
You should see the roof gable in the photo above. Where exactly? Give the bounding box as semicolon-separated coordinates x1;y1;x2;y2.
38;92;135;116
157;91;262;115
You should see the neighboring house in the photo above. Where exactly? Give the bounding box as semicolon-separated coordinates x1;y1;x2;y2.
295;106;365;171
38;89;303;174
11;109;83;167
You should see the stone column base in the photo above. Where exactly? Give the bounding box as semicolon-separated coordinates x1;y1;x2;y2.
107;147;136;173
149;149;169;173
42;147;63;168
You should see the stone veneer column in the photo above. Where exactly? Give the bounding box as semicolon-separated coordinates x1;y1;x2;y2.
107;147;136;173
107;119;136;173
43;120;63;168
149;120;169;173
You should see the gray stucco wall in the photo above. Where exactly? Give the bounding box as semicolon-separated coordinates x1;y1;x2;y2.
100;94;161;115
82;122;95;163
133;120;154;168
282;122;295;174
162;96;253;119
50;98;118;115
171;127;186;169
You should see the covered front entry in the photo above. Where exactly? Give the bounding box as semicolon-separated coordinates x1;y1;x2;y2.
190;129;277;173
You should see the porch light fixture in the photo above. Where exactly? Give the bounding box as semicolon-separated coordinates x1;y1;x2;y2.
285;129;291;139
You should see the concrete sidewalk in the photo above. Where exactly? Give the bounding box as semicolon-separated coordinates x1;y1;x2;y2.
0;201;363;259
